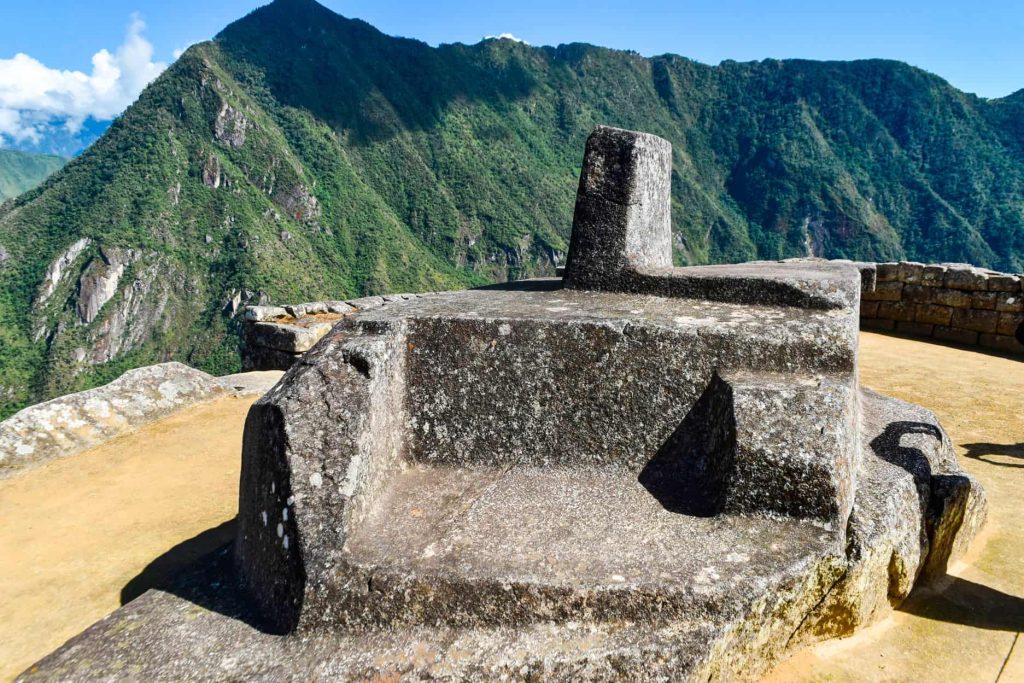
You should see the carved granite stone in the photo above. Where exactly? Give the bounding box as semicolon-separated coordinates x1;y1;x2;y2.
18;127;986;682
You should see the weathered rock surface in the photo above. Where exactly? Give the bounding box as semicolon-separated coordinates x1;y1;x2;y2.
202;154;222;188
36;237;90;305
0;363;224;476
241;295;424;370
18;127;987;681
76;248;133;324
214;102;248;148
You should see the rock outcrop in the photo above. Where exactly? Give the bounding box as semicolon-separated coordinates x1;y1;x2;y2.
86;256;177;365
202;154;222;189
214;102;248;148
0;363;224;476
76;248;133;325
37;237;90;305
273;182;321;224
18;128;987;682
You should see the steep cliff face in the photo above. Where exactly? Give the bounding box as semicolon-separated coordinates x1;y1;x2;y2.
0;0;1021;415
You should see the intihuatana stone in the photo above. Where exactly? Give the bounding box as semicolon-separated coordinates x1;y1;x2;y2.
19;127;986;682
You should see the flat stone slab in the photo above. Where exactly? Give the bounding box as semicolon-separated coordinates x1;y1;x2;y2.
366;281;860;373
342;465;837;625
215;371;285;396
248;319;339;353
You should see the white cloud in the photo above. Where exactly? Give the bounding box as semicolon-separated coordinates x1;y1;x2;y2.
0;15;166;143
172;42;197;60
484;33;530;45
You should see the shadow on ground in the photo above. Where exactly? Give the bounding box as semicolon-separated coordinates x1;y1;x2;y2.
121;519;237;604
962;442;1024;469
900;576;1024;632
120;518;282;634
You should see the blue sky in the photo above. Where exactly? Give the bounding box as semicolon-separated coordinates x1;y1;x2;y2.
0;0;1022;146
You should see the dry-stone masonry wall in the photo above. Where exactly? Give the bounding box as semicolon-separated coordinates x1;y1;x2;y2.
243;295;430;370
860;262;1024;355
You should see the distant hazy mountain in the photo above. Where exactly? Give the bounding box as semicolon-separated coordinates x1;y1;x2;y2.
0;149;65;201
0;0;1021;416
1;119;110;158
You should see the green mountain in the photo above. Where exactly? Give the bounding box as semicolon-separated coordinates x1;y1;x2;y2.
0;150;66;201
0;0;1022;416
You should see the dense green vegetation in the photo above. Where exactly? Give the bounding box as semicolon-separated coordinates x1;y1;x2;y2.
0;150;66;201
0;0;1022;415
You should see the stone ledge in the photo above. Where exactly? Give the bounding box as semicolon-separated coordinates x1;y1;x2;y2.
241;295;430;370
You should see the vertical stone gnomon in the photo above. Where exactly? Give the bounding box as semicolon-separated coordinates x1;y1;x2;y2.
563;124;860;528
563;125;865;310
563;126;674;292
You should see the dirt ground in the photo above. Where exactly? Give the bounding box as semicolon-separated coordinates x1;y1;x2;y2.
0;333;1021;682
0;394;258;682
765;332;1024;682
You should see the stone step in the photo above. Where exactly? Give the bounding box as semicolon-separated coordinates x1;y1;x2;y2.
338;464;839;628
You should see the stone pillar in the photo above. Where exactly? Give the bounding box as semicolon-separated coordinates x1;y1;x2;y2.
563;126;673;291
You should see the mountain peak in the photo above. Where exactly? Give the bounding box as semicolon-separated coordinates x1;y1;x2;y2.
0;9;1022;418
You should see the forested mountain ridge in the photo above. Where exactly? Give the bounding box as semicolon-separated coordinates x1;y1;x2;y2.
0;150;66;201
0;0;1021;416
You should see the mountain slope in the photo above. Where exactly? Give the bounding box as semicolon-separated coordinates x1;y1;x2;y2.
0;150;66;201
0;0;1022;415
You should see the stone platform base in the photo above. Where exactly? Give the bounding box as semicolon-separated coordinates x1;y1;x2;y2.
17;388;985;682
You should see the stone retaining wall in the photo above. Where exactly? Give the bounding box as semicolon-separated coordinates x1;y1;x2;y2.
244;263;1024;371
242;294;427;370
861;262;1024;355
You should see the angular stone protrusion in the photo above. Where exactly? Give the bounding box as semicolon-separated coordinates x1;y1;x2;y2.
722;372;858;523
639;370;858;525
236;319;408;633
563;126;672;290
563;126;863;310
